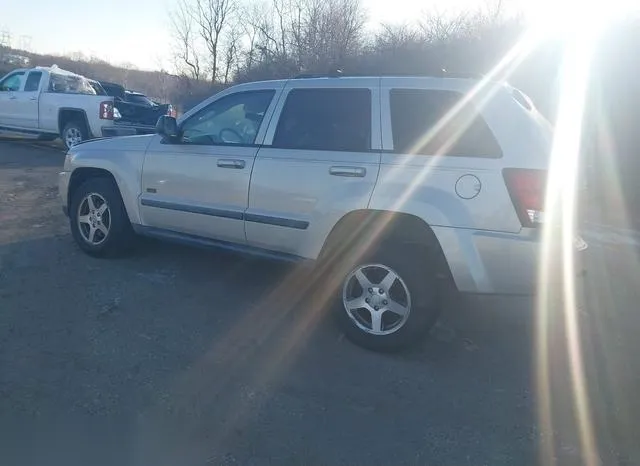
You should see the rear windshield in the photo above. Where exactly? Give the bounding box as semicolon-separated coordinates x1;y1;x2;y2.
48;73;98;95
126;93;156;106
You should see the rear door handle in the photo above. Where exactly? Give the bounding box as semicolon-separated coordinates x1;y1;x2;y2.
9;96;17;100
329;166;366;177
217;159;246;169
29;97;37;101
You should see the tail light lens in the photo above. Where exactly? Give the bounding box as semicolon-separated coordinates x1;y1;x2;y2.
503;168;547;227
99;101;114;120
166;104;177;118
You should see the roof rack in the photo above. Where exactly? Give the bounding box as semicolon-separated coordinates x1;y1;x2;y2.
294;69;343;79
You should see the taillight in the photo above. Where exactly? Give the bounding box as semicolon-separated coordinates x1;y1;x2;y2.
166;104;177;118
99;101;114;120
503;168;546;227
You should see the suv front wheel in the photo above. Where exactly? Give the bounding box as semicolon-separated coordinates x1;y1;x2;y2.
334;244;440;351
69;177;134;257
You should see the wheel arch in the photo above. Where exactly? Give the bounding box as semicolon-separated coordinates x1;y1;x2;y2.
58;108;91;137
67;168;132;221
319;209;454;283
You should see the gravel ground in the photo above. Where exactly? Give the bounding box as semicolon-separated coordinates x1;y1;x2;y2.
1;139;640;466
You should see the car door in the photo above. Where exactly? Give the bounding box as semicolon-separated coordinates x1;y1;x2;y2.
0;71;26;127
12;70;42;128
245;79;381;260
140;84;282;244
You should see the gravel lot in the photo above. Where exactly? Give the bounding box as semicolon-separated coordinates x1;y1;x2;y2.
1;139;640;466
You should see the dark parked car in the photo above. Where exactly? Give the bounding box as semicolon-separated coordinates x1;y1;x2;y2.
97;81;175;136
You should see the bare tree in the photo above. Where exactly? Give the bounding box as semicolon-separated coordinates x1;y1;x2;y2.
194;0;237;81
292;0;365;71
221;21;243;83
170;0;202;80
418;10;471;43
246;0;285;59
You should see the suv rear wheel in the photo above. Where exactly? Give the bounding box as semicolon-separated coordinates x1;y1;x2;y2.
69;177;134;257
333;243;440;351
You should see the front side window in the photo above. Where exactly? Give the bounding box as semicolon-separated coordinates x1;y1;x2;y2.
0;72;25;92
390;89;502;158
24;72;42;92
273;88;371;152
181;90;275;145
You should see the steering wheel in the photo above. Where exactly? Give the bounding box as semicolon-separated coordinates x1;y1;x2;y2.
182;128;216;145
219;128;243;144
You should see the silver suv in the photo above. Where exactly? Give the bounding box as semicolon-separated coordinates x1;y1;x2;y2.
59;76;564;351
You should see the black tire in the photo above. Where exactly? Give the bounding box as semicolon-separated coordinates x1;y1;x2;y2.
69;177;134;257
330;242;441;352
61;120;88;150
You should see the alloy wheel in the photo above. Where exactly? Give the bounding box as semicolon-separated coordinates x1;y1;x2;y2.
77;193;111;245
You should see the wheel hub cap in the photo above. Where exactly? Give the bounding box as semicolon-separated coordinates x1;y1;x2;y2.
367;288;386;308
342;264;412;336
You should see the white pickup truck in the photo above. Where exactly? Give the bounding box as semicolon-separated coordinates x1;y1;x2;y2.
0;65;124;149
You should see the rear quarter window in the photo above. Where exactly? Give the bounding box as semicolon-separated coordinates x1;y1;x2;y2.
389;89;502;158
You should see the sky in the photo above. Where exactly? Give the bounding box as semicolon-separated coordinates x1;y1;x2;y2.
0;0;631;71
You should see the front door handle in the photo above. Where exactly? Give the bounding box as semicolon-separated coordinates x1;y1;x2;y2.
9;96;17;100
217;159;246;169
329;166;366;177
29;97;37;101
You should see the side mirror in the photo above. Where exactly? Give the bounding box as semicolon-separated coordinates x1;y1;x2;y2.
156;115;180;142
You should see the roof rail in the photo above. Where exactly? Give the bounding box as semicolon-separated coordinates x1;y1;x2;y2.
292;69;486;80
294;69;344;79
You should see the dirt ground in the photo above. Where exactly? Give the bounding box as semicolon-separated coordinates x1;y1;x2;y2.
1;138;640;466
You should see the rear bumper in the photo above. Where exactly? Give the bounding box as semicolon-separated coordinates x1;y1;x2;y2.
102;123;155;137
434;226;587;295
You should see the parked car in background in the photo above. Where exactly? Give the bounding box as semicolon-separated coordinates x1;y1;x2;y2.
59;75;587;351
98;81;175;136
0;65;117;149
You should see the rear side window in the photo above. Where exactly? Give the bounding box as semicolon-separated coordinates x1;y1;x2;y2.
24;72;42;92
273;88;371;152
390;89;502;158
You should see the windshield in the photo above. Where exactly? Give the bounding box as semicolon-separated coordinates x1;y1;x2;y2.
89;80;107;95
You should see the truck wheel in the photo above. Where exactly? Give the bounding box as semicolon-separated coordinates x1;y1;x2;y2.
61;121;87;149
333;243;440;351
69;177;134;257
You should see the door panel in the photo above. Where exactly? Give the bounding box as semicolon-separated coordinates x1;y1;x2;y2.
140;138;258;242
12;71;42;128
246;80;382;260
247;149;380;259
0;71;25;126
140;87;281;243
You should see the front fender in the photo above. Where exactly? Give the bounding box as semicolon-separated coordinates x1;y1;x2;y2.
67;138;151;225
